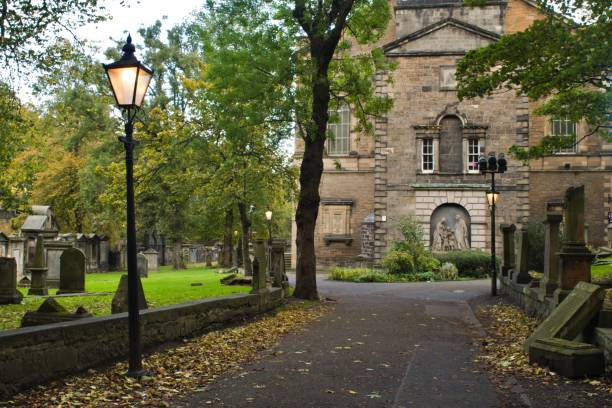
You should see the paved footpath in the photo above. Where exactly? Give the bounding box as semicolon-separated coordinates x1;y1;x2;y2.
185;277;500;408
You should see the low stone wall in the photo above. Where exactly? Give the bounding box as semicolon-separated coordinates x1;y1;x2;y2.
500;277;556;319
0;288;284;398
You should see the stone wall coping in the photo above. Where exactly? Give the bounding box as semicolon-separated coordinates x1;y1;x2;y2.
411;183;490;190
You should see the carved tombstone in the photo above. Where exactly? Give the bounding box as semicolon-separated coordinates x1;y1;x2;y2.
58;248;86;294
271;239;288;288
0;257;23;304
251;239;267;293
143;249;158;272
539;212;562;299
137;253;148;278
28;236;48;296
500;224;516;277
512;230;531;284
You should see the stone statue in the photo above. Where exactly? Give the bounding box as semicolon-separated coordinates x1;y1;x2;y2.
454;214;469;249
432;218;447;251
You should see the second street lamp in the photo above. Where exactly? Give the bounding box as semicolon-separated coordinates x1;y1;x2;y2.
265;210;273;279
103;34;153;377
479;152;507;296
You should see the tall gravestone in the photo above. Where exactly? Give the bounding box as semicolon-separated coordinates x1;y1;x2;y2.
500;224;516;278
539;211;562;300
556;186;594;297
143;249;158;272
137;253;148;278
46;241;74;288
251;239;267;293
0;257;23;304
58;248;86;294
512;230;531;284
28;237;48;296
270;238;288;288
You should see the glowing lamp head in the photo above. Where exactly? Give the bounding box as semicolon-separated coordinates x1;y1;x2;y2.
265;210;273;221
103;34;153;109
486;190;500;207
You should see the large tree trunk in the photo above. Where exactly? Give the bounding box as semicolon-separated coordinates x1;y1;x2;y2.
238;203;253;276
222;208;234;267
172;240;186;270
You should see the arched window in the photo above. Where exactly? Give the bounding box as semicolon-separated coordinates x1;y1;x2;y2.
439;116;463;173
327;104;350;155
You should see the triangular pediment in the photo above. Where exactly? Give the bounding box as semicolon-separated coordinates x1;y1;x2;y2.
384;18;500;56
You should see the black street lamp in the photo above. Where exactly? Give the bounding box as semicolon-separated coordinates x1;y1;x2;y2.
103;34;153;377
478;152;507;296
265;210;273;278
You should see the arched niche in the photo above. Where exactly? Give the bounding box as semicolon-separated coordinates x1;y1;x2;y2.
430;203;471;251
438;115;463;173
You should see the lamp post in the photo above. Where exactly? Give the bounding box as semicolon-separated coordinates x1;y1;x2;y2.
265;210;273;279
478;152;507;296
103;34;153;377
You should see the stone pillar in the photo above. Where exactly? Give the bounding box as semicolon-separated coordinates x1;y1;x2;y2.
500;224;516;278
235;238;243;268
512;230;531;284
28;236;48;296
556;186;594;297
539;213;562;299
270;239;287;288
251;239;267;293
99;238;110;271
0;257;23;304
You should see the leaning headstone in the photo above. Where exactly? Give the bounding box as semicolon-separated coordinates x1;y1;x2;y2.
512;230;531;284
57;248;86;295
500;224;516;278
556;186;594;294
111;274;148;314
0;257;23;304
525;282;604;351
21;298;93;327
28;236;48;296
137;253;148;278
251;241;267;294
143;249;158;272
539;211;562;299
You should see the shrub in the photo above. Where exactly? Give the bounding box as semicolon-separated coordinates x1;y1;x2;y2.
436;262;459;281
329;267;369;282
382;250;415;274
416;252;441;273
433;250;497;278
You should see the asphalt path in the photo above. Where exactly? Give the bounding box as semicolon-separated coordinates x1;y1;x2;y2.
185;276;500;408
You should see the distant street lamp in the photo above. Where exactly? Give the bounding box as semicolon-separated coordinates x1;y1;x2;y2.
479;152;507;296
265;210;273;278
103;34;153;377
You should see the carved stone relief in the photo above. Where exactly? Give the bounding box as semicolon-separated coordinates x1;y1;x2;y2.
431;204;471;251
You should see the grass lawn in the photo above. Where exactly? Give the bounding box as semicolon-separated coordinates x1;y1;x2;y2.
592;257;612;281
0;264;250;331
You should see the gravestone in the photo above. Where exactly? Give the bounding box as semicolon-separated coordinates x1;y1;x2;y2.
28;237;48;296
525;282;604;351
251;240;267;293
500;224;516;277
21;298;92;327
529;337;604;378
111;274;148;314
556;186;594;293
57;248;86;295
0;257;23;304
539;212;562;299
512;230;531;284
137;253;148;278
45;240;73;288
143;249;158;272
271;239;288;288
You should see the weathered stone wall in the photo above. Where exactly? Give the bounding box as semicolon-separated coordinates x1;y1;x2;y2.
0;289;284;398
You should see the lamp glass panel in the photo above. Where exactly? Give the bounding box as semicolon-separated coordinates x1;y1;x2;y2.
107;66;138;106
265;210;273;221
486;192;500;206
134;68;153;107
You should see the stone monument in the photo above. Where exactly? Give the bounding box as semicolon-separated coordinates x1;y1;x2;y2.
556;186;594;298
28;236;48;296
143;249;158;272
270;238;288;288
0;257;23;304
251;239;267;293
111;274;148;314
57;247;86;294
512;229;531;284
137;253;148;278
44;240;73;288
500;224;516;278
539;206;563;300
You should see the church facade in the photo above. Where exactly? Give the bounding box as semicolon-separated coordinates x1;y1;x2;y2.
292;0;612;270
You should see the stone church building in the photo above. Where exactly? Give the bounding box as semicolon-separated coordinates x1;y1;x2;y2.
292;0;612;270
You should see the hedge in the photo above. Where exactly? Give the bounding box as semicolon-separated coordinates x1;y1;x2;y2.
432;250;499;278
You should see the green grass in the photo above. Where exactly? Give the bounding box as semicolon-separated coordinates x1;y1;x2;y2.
0;265;250;331
592;257;612;282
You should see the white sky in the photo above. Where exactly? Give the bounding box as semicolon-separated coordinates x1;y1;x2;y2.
77;0;200;54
